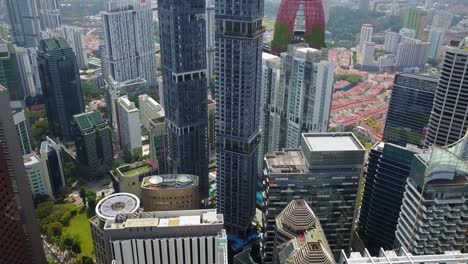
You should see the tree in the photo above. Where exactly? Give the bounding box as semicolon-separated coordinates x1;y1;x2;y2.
82;81;104;104
81;256;94;264
46;222;63;239
71;240;82;255
86;190;97;217
79;187;87;207
64;161;77;183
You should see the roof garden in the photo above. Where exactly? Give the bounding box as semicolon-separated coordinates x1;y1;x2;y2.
116;161;154;178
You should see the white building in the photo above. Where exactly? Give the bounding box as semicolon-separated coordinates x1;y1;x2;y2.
399;28;416;39
427;27;445;60
138;94;163;131
23;152;52;198
360;42;378;69
13;46;42;96
38;0;61;30
384;31;401;54
395;37;429;70
117;96;142;157
101;0;157;87
359;24;373;52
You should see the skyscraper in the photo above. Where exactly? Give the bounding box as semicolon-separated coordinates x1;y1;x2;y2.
12;45;43;96
383;73;437;147
149;116;168;175
272;0;326;54
23;152;50;198
395;38;430;70
37;38;85;142
11;101;33;155
395;133;468;255
358;142;420;255
215;0;265;237
402;7;426;37
206;0;216;82
427;28;445;60
0;41;23;100
56;26;88;70
282;45;335;148
425;38;468;147
158;0;209;201
263;133;366;261
40;137;66;199
384;31;401;54
117;96;142;157
359;24;373;52
6;0;42;47
0;86;46;264
73;110;114;179
38;0;61;30
101;0;157;87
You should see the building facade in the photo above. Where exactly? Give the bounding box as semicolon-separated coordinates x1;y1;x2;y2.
117;96;142;157
149;116;169;175
140;174;200;211
0;41;23;100
37;38;84;142
158;0;209;201
101;0;157;87
73;110;114;179
23;152;50;198
138;94;163;132
425;38;468;147
11;101;33;155
384;31;401;54
358;143;420;255
427;28;445;60
57;26;88;70
383;73;437;147
0;86;46;264
6;0;42;47
215;0;265;238
395;133;468;255
359;24;373;53
263;133;365;261
40;136;65;198
395;38;430;70
38;0;61;30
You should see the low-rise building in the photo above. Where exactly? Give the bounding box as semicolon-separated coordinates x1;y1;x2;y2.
113;160;156;197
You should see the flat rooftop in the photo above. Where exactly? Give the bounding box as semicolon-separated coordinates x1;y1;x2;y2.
117;162;153;177
265;149;308;174
141;174;199;190
23;153;41;166
302;133;363;152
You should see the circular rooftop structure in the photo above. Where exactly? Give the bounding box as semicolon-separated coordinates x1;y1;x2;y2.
95;193;140;221
148;176;164;186
176;175;193;185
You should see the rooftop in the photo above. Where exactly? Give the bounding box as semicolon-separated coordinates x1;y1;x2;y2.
104;209;223;230
95;193;140;221
141;174;199;190
265;149;308;174
73;110;106;131
23;153;41;166
118;96;139;112
117;161;153;178
302;133;363;152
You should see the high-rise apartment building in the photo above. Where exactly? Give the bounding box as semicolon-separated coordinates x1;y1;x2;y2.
427;28;445;60
272;0;326;54
263;133;365;261
23;152;50;198
0;86;46;264
158;0;209;201
90;193;227;264
425;38;468;147
384;31;401;54
402;7;425;37
395;133;468;255
359;24;373;52
40;136;65;198
0;41;23;100
11;101;33;155
101;0;157;87
73;110;114;179
6;0;42;47
282;45;335;148
12;45;42;96
149;116;168;175
38;0;61;30
431;10;453;30
54;26;88;70
117;96;142;157
260;53;283;155
215;0;265;237
37;38;84;142
358;143;420;255
138;94;162;132
383;73;437;147
395;38;430;70
273;199;335;264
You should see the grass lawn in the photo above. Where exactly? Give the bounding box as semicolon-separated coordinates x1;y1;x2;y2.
122;165;151;177
63;207;94;260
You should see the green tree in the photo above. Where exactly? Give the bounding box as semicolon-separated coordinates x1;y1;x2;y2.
82;81;104;104
46;222;63;239
64;162;77;183
86;190;97;217
81;256;94;264
79;187;87;207
71;240;82;255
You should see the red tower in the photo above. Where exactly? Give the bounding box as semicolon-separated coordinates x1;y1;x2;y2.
272;0;326;54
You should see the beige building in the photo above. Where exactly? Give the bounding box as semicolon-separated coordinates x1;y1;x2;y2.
140;174;200;211
113;161;155;197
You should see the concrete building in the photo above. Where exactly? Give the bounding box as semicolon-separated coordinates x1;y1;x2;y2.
117;96;142;157
282;45;335;148
431;10;453;30
56;26;88;70
158;0;209;201
402;7;425;37
260;52;283;156
90;194;227;264
138;94;162;132
0;86;46;263
384;31;401;54
425;38;468;147
140;174;200;211
208;99;216;162
38;0;61;30
263;133;366;261
40;137;65;199
6;0;42;47
113;161;155;197
340;248;468;264
148;116;168;175
37;38;85;142
395;133;468;254
12;45;42;96
395;38;429;70
359;24;373;53
11;101;33;155
383;73;437;147
398;28;416;39
273;199;335;264
0;41;23;100
23;152;50;198
427;28;445;60
215;0;265;238
358;143;420;255
206;0;215;82
360;42;378;70
73;110;114;179
101;0;157;87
